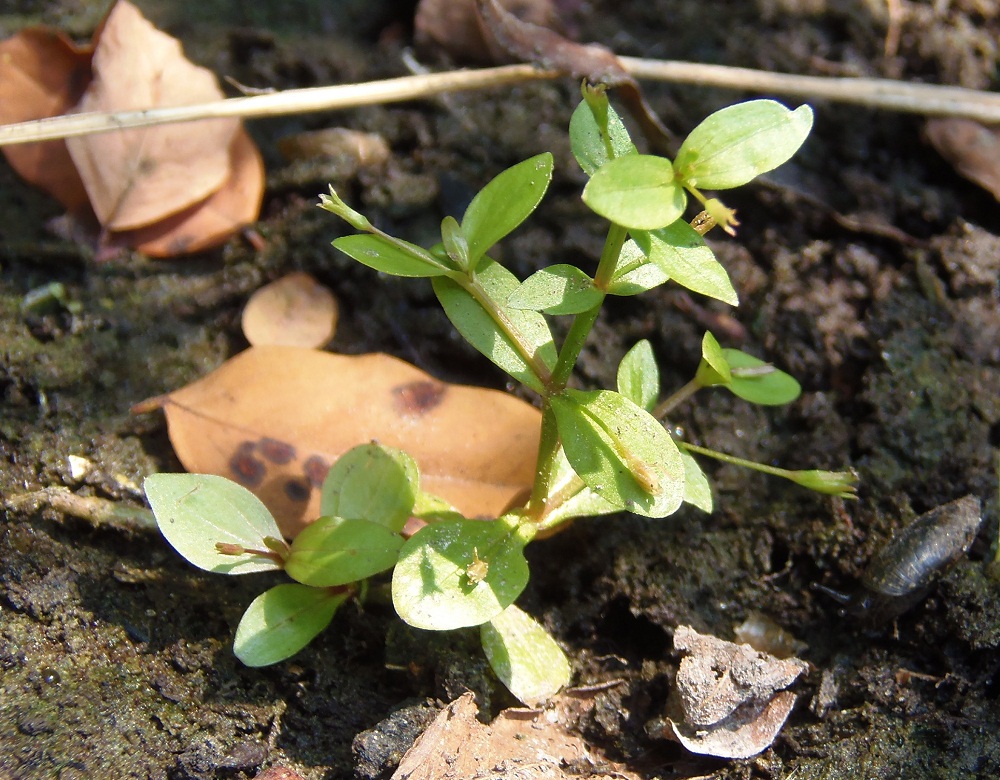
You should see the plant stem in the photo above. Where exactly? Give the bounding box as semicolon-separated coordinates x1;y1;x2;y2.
527;407;561;521
653;378;701;419
550;223;628;390
679;441;793;478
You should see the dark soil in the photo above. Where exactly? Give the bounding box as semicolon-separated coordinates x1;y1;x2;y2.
2;1;999;778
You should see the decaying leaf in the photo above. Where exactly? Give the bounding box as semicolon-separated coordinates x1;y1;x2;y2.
414;0;560;64
391;691;641;780
665;625;808;759
241;272;338;349
0;28;92;211
107;128;264;256
925;117;1000;201
65;0;240;231
137;346;540;537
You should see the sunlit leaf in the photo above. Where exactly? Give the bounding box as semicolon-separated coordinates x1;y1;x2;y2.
673;100;813;190
441;215;471;270
333;233;453;278
320;443;418;532
617;339;659;413
433;258;557;394
481;604;571;704
461;153;553;268
507;264;603;315
722;349;802;405
550;390;684;518
233;583;346;666
144;473;283;574
696;331;732;386
582;154;687;230
534;445;619;528
569;91;636;176
645;221;738;305
680;451;713;513
285;516;404;586
391;515;534;630
606;239;670;296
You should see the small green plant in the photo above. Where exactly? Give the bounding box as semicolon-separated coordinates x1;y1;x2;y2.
144;89;855;702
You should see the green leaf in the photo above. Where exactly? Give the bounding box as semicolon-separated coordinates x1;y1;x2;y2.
481;604;571;704
569;92;637;176
550;390;684;518
462;153;554;267
144;473;283;575
432;258;557;394
285;517;404;587
680;451;713;513
320;443;418;533
233;583;346;667
645;221;738;305
333;234;453;278
441;216;470;270
696;331;732;386
606;239;670;296
617;339;660;413
582;154;687;230
535;446;619;528
391;514;534;631
673;100;813;190
507;264;604;315
412;491;465;523
722;348;802;405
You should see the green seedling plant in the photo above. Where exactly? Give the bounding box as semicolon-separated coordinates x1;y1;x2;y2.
144;89;857;703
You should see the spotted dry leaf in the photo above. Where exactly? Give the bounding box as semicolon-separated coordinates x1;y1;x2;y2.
135;346;541;537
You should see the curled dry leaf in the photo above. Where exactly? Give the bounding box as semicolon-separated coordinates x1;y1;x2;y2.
0;28;92;211
392;691;641;780
277;127;391;177
733;612;808;659
66;0;240;231
136;346;541;537
666;625;808;759
107;128;264;257
925;118;1000;201
241;272;339;349
414;0;559;64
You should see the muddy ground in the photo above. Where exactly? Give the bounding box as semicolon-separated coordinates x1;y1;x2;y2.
2;0;999;778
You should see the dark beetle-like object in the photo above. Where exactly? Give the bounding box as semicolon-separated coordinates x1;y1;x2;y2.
815;495;983;622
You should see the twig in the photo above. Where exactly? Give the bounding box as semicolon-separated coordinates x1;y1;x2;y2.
1;56;1000;147
7;486;158;532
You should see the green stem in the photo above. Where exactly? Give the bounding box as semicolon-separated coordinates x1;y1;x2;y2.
527;407;561;521
458;273;554;388
653;378;701;419
678;441;794;478
550;223;628;390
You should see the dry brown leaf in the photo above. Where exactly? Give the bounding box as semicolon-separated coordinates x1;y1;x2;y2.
65;0;240;231
392;691;641;780
0;28;92;211
107;127;265;257
925;117;1000;201
138;346;541;537
241;272;338;348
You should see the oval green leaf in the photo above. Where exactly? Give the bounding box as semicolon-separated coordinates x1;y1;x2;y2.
722;348;802;405
550;390;684;518
680;451;713;513
617;339;660;413
320;443;418;532
697;330;732;386
144;473;283;575
285;516;404;587
233;583;346;667
461;153;554;268
432;258;557;394
507;264;604;315
481;604;571;704
583;154;687;230
647;221;738;305
333;234;453;278
569;93;637;176
673;100;813;190
391;515;533;631
441;215;470;270
606;238;670;296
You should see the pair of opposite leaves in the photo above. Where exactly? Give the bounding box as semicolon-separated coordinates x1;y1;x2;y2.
0;0;263;256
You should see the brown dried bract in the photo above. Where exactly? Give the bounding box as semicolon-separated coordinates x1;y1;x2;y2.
925;118;1000;201
666;625;808;759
